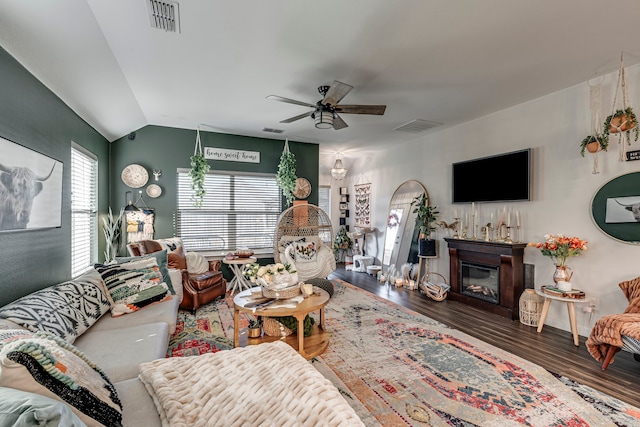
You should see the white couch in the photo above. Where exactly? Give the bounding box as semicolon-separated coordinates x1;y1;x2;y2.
0;261;180;426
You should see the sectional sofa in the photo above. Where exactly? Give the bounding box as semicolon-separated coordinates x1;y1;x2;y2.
0;244;363;426
0;254;178;426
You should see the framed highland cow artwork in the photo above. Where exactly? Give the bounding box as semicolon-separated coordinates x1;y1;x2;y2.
0;136;63;232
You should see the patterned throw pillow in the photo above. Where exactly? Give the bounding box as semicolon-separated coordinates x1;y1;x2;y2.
294;241;318;263
0;329;122;426
0;269;111;344
115;249;176;295
95;257;171;317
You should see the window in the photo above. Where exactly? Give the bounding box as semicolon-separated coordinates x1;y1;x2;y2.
318;185;331;217
176;170;281;252
70;143;98;277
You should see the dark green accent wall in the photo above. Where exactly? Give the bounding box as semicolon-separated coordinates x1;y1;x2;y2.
0;47;110;306
110;126;319;241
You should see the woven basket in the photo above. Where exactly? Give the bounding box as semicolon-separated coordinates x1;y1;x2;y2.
262;317;293;337
419;272;449;302
519;289;544;327
262;284;301;299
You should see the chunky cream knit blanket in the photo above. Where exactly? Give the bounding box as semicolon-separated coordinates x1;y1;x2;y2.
138;341;364;427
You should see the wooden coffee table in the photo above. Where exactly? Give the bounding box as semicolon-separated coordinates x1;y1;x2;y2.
233;287;330;359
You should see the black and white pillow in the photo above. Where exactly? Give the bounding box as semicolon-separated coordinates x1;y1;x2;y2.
0;270;111;344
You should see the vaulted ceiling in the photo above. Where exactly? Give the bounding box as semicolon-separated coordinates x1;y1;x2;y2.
1;0;639;157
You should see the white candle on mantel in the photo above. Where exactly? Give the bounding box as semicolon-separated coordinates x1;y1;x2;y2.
507;210;511;227
454;208;458;218
471;202;475;216
516;210;521;227
490;212;494;225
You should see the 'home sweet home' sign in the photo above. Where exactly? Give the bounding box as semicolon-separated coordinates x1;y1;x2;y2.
204;147;260;163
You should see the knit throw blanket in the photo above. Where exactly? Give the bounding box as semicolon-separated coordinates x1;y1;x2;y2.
586;276;640;362
138;341;364;427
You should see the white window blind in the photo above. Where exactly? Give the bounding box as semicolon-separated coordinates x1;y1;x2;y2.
71;143;98;277
176;170;281;252
318;185;331;217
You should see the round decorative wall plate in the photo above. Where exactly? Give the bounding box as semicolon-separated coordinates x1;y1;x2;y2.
293;177;311;199
146;184;162;198
121;164;149;188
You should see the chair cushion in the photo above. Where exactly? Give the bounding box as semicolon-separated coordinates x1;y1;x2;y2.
188;271;223;292
0;329;122;427
0;269;111;344
137;240;163;255
95;258;172;317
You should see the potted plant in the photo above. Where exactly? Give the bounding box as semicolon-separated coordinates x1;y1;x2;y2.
411;194;439;257
580;134;608;157
333;226;353;262
247;318;262;338
603;107;639;145
276;139;297;206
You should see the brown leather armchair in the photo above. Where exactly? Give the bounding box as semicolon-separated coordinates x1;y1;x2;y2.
127;239;226;312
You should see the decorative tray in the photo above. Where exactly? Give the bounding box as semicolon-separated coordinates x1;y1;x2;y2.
541;285;586;299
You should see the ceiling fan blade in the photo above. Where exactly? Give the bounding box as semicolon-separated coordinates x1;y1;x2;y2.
335;104;387;115
333;114;349;130
322;81;353;106
280;111;313;123
266;95;316;108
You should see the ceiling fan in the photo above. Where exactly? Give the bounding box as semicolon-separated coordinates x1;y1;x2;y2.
266;80;386;130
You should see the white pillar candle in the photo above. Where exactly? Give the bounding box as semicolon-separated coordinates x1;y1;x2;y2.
490;212;494;225
516;210;521;227
471;202;475;216
454;208;458;218
507;210;511;226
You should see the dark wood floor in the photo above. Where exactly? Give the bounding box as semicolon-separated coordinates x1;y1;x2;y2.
329;265;640;408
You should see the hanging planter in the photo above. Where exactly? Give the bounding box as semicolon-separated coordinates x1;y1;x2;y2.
603;107;639;141
580;134;608;157
603;54;639;162
276;139;297;206
189;127;210;207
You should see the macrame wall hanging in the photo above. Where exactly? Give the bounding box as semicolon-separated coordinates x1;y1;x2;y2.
587;76;604;174
606;53;638;162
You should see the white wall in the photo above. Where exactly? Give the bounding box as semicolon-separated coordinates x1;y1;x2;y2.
324;63;640;337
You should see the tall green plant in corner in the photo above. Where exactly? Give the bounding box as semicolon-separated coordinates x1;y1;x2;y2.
102;207;124;262
189;127;210;207
276;139;297;206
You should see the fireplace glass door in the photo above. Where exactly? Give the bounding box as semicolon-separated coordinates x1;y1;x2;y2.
461;263;499;304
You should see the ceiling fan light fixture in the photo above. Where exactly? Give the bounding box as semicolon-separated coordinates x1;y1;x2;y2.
330;156;348;180
314;109;334;129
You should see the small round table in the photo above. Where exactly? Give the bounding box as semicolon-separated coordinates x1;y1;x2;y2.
535;288;588;347
233;286;330;359
223;256;256;294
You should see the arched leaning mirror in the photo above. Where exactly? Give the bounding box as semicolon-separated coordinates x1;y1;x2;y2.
382;180;428;271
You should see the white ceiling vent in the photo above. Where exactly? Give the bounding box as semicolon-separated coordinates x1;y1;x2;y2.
394;119;442;134
147;0;180;33
262;127;285;134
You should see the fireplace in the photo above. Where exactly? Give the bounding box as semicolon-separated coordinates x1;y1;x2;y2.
461;262;499;304
445;238;526;320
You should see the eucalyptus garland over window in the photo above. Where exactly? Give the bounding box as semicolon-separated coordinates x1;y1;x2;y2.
189;127;210;207
276;139;297;206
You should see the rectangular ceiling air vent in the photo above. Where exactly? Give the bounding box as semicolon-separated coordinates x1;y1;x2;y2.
262;127;285;134
147;0;180;33
394;119;442;134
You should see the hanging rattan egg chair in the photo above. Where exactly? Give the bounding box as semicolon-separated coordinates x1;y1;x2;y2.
273;203;336;281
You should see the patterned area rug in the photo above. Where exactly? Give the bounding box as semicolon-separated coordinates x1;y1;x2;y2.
167;280;640;426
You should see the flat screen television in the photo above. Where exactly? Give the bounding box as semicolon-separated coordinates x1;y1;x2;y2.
452;149;531;203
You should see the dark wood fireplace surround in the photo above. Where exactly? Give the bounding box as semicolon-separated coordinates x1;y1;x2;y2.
445;238;526;320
